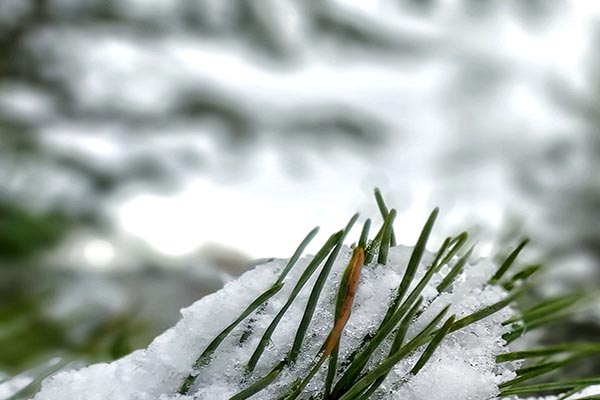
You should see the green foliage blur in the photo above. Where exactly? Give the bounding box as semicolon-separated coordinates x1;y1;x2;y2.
0;201;71;262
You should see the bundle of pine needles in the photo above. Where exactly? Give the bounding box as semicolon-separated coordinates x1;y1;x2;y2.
177;189;600;400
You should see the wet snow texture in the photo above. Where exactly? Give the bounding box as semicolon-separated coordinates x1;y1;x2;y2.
35;245;517;400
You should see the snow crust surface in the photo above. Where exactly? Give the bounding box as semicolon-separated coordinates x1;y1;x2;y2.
34;245;519;400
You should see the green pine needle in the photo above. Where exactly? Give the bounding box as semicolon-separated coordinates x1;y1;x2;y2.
410;314;455;375
377;209;397;265
436;245;474;293
490;239;529;284
374;188;396;247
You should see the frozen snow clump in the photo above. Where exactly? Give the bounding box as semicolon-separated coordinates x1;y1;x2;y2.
34;245;521;400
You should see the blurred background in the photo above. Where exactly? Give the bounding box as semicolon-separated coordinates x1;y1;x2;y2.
1;0;600;396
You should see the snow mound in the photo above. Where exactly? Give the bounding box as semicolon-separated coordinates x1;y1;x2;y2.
34;245;518;400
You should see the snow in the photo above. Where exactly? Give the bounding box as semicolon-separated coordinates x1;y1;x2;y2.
31;244;539;399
